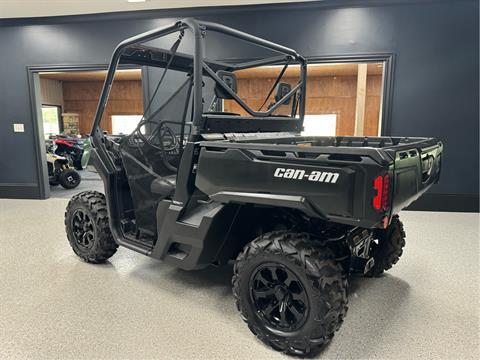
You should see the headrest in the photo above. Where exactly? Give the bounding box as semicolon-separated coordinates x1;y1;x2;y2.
274;82;292;104
214;70;237;99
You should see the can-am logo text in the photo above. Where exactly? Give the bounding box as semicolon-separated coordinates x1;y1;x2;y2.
274;168;339;184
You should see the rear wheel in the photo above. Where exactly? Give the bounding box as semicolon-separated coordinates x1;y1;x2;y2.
65;191;118;263
59;169;81;189
232;231;348;356
49;178;59;186
366;215;406;277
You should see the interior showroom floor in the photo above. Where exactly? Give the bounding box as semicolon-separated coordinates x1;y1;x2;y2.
49;170;103;199
0;199;478;359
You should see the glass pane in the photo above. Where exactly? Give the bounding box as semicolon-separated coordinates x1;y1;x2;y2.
42;106;60;138
111;115;143;135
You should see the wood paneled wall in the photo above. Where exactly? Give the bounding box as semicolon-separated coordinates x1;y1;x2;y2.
63;80;143;135
364;75;382;136
40;78;64;107
62;74;381;136
224;74;382;136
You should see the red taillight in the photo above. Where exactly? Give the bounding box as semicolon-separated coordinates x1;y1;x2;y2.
373;174;390;212
382;174;390;210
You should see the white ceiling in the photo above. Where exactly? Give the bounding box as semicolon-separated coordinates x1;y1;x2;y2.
0;0;318;19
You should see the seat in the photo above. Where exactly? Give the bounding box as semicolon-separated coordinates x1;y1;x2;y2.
150;175;176;197
207;70;240;116
214;70;237;99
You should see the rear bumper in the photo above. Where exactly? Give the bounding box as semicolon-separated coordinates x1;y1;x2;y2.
391;141;443;214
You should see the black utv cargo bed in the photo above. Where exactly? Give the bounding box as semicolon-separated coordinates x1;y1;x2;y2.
196;135;443;228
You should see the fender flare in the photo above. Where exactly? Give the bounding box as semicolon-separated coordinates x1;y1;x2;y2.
209;191;327;219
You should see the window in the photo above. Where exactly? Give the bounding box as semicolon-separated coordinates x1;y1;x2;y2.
42;105;61;138
111;115;143;135
302;114;337;136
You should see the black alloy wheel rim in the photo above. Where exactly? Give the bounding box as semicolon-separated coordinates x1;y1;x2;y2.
250;263;309;332
66;174;78;186
72;209;95;250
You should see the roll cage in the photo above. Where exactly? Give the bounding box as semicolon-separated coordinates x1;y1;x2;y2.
87;18;308;256
90;18;307;142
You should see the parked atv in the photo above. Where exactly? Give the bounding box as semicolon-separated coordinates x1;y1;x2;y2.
46;142;81;189
64;19;443;356
52;135;92;170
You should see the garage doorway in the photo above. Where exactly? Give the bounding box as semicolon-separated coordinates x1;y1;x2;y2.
29;66;144;199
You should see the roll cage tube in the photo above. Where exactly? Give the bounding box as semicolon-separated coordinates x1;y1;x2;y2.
90;18;307;145
200;20;304;60
204;63;303;117
91;21;187;134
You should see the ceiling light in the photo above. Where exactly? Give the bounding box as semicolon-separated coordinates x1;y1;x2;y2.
127;0;147;3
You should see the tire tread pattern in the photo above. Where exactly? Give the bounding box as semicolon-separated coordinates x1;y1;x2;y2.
65;191;118;263
232;231;348;356
367;215;406;276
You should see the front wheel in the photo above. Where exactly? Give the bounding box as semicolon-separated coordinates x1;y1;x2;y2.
65;191;118;263
232;231;348;356
59;169;81;189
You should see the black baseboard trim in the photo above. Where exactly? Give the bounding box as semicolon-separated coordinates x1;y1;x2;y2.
406;193;479;212
0;183;41;199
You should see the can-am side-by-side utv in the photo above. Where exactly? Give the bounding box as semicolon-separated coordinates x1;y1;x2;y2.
64;19;443;356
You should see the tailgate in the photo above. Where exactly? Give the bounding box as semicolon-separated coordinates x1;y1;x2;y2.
391;140;443;212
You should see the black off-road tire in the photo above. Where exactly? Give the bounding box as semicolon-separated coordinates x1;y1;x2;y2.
366;215;406;277
59;169;81;189
65;191;118;263
232;231;348;356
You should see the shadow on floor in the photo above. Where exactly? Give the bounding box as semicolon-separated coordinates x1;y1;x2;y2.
49;170;104;199
74;250;412;358
129;260;235;299
127;258;411;339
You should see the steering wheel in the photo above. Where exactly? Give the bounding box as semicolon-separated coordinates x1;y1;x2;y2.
127;119;182;172
146;121;181;171
157;123;180;153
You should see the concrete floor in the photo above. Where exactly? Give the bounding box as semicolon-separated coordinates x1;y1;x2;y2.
0;199;478;359
49;170;103;199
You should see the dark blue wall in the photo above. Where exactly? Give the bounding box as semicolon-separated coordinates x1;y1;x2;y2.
0;0;478;210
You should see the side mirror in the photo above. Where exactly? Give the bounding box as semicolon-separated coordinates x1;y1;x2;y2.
274;82;292;105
